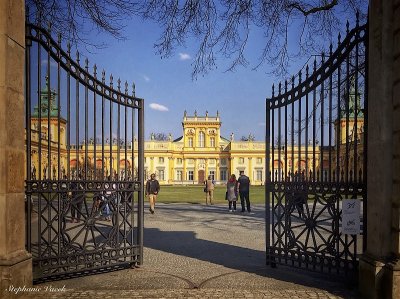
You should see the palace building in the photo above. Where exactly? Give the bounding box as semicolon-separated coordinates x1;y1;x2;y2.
28;81;364;185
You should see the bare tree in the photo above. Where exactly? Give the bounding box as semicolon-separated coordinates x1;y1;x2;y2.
27;0;367;78
26;0;136;47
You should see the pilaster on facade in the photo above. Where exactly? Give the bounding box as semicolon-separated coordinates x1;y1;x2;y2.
150;157;154;175
194;158;198;182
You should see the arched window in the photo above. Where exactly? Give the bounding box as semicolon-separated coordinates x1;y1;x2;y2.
198;131;205;147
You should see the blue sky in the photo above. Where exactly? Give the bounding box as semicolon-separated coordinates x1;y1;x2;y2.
61;9;362;142
73;18;296;141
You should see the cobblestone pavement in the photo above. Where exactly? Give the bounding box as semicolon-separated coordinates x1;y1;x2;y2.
10;204;361;299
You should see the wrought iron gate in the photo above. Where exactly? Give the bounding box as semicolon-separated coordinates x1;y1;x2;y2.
25;21;145;283
265;15;367;279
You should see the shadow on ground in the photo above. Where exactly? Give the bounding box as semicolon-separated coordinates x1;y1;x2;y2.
144;205;359;297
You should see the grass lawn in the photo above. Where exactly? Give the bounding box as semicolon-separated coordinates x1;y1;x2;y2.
156;185;267;204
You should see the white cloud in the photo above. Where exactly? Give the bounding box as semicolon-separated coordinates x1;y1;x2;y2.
149;103;169;112
178;53;191;61
142;75;150;82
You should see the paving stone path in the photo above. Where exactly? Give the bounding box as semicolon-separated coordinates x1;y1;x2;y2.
12;204;360;298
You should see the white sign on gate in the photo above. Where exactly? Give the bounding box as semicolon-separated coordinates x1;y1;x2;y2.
342;199;361;235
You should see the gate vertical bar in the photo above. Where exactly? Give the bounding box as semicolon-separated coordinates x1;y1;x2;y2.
67;44;71;180
76;52;80;179
329;44;333;182
265;94;271;265
57;33;62;257
25;19;32;252
138;100;144;265
320;53;325;182
305;66;309;182
84;59;89;181
37;28;42;257
298;72;302;180
363;18;369;252
93;66;97;180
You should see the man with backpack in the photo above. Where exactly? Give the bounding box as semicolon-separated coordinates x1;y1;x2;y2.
146;173;160;214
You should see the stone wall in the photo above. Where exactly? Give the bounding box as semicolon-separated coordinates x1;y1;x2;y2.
391;0;400;296
359;0;400;298
0;0;32;296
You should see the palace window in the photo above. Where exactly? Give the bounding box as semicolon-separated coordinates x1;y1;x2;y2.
220;158;227;165
239;157;245;164
158;157;164;163
188;137;193;147
187;159;194;165
198;132;205;147
257;157;262;164
210;137;215;147
176;170;183;181
188;170;194;181
220;170;227;181
256;170;263;181
176;158;183;164
209;171;215;180
158;169;165;181
209;159;215;165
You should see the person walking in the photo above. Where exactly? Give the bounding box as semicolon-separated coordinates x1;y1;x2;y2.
204;175;215;205
237;170;251;212
146;173;160;214
226;174;238;212
70;175;84;223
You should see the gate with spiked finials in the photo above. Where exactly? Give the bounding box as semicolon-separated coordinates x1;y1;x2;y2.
265;15;368;280
25;20;145;283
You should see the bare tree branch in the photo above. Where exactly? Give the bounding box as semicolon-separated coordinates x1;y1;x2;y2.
26;0;368;78
288;0;339;16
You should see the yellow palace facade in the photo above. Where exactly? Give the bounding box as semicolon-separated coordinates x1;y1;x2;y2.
28;84;364;185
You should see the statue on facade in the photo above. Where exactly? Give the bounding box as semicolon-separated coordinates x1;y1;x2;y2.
230;132;234;141
168;133;173;141
52;165;56;180
32;165;36;180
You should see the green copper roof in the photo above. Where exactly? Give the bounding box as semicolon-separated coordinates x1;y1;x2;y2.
32;77;60;118
340;79;364;119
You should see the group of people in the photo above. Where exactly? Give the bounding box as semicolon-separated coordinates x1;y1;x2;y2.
145;171;251;215
204;171;251;213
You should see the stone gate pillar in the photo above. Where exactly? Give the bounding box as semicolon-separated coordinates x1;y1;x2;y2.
0;0;32;296
359;0;400;298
